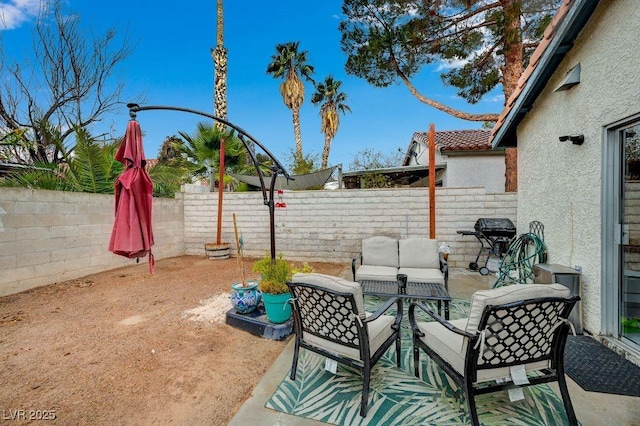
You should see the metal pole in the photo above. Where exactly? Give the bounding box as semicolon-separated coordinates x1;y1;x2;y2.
127;103;289;261
268;168;278;261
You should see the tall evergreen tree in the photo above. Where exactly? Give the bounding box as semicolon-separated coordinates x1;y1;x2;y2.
340;0;560;121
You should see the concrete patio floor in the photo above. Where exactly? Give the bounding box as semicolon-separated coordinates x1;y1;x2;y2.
229;268;640;426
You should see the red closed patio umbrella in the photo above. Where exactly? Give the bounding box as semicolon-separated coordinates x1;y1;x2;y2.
109;120;155;273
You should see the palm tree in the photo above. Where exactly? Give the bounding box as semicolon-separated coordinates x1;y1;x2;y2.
1;126;185;197
311;76;351;169
173;122;246;191
1;126;122;193
266;41;314;162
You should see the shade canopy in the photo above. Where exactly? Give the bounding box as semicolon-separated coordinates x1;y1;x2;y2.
108;120;155;272
229;166;336;191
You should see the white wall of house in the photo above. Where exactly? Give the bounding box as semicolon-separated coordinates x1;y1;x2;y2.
411;142;505;193
442;154;505;193
515;0;639;335
412;145;447;166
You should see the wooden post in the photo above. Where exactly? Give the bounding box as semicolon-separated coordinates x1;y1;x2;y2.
429;124;436;239
505;147;518;192
216;138;225;245
232;213;246;287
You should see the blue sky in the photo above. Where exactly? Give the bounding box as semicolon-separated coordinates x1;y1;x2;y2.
1;0;503;170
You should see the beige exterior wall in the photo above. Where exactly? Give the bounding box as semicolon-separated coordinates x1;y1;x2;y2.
0;188;184;296
443;154;505;194
411;142;506;193
515;0;640;334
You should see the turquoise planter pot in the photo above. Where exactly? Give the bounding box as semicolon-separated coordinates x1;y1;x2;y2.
262;291;292;324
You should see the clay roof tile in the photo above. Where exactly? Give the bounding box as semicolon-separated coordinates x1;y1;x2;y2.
413;129;492;152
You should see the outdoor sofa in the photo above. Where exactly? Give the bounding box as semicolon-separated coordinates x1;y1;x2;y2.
352;236;449;289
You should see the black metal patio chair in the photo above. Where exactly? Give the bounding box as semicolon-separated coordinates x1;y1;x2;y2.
409;283;580;426
287;273;403;417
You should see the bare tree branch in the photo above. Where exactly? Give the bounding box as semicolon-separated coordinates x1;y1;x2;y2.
0;0;134;164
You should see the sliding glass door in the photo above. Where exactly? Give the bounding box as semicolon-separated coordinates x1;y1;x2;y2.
620;122;640;345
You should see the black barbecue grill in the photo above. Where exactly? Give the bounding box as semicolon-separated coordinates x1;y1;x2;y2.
457;218;517;275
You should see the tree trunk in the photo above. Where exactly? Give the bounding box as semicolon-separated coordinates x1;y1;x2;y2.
292;106;303;161
505;147;518;192
213;46;228;122
500;0;524;100
213;0;228;132
321;134;331;169
500;0;523;192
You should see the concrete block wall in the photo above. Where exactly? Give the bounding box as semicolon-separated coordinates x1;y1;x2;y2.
0;188;184;296
1;186;515;296
183;186;517;268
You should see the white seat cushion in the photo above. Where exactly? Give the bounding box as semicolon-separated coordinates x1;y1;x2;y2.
399;238;440;269
355;265;398;283
398;267;445;285
362;236;398;267
305;313;396;360
292;273;366;318
465;283;571;333
416;318;550;383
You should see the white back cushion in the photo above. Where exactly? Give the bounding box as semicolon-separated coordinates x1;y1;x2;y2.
465;283;570;333
362;236;398;267
399;238;440;268
292;273;366;319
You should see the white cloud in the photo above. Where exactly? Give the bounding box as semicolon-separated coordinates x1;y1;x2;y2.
435;58;468;72
485;94;505;103
0;0;42;30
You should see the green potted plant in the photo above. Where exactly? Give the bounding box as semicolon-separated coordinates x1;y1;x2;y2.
252;253;293;324
252;254;314;324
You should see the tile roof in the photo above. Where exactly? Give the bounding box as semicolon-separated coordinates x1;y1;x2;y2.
144;158;158;172
490;0;600;147
413;129;493;152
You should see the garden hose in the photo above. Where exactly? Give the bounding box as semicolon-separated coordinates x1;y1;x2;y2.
493;233;547;288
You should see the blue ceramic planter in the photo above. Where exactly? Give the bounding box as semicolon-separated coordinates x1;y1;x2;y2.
230;281;261;314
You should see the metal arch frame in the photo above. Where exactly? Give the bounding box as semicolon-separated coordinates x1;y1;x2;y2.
127;103;291;261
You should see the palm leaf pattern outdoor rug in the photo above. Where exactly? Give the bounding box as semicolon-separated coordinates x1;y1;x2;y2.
266;297;575;425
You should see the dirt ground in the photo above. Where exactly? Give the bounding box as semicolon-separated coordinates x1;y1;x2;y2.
0;255;348;425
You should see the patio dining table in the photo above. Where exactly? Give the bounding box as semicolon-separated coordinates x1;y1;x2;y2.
359;279;451;320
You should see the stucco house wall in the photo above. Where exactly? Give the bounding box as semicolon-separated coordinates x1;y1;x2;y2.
409;132;506;193
515;0;639;334
443;155;505;194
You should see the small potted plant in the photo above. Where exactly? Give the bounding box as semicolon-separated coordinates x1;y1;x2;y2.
252;253;292;323
252;254;314;324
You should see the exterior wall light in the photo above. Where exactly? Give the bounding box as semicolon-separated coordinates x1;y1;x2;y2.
559;135;585;145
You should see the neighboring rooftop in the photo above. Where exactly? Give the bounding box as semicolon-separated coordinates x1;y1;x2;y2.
412;129;493;152
341;164;445;189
